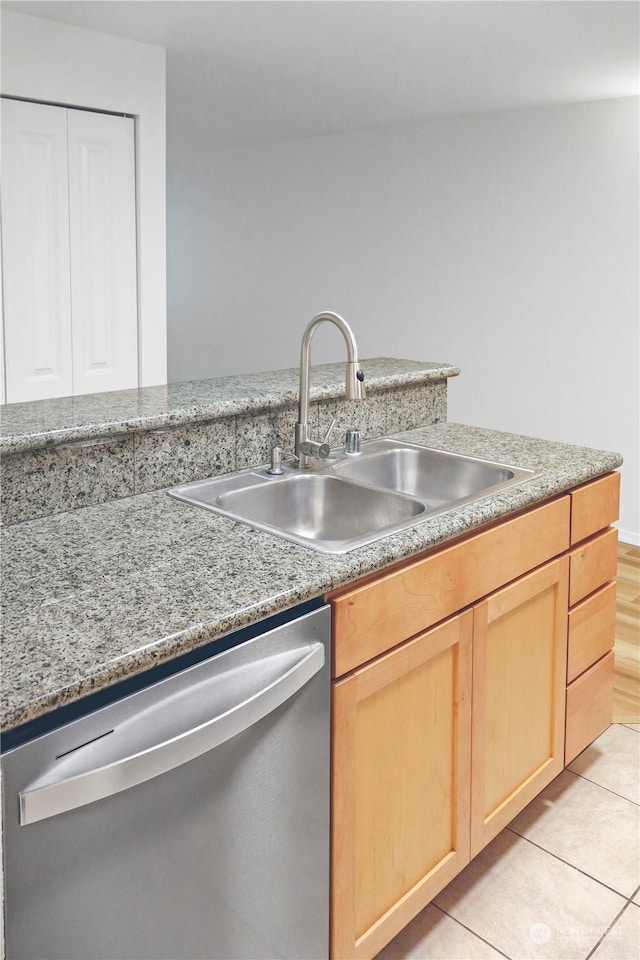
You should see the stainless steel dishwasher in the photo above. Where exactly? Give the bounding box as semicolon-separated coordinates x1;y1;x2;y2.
1;603;330;960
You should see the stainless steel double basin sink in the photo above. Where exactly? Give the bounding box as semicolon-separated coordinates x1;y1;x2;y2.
168;439;537;554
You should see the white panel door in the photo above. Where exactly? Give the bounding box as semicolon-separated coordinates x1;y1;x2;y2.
1;223;6;404
1;98;73;402
67;110;138;394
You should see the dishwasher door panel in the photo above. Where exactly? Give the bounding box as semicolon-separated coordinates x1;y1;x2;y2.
2;605;330;960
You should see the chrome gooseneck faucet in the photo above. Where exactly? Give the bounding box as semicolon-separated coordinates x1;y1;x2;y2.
295;312;366;468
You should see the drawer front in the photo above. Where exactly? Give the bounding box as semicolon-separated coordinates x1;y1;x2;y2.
331;496;570;677
567;581;617;683
565;651;614;765
569;527;618;607
570;473;620;545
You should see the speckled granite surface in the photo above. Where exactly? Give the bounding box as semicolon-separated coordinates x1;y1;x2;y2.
1;361;451;525
0;358;458;454
1;423;621;734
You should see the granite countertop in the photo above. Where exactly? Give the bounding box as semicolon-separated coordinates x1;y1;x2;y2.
1;422;622;734
0;358;459;454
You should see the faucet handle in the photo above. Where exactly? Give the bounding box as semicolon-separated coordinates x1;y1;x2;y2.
322;418;338;448
310;418;337;460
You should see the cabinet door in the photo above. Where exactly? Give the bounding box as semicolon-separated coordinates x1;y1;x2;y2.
67;109;138;394
471;557;569;857
1;98;73;402
332;611;472;960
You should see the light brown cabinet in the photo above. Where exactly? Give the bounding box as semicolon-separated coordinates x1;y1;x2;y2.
570;471;620;545
567;581;616;683
470;557;568;856
565;651;614;763
331;497;570;677
331;612;472;959
568;527;618;607
565;471;619;764
328;473;619;960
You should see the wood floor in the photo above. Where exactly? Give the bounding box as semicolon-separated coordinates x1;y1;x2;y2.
613;540;640;722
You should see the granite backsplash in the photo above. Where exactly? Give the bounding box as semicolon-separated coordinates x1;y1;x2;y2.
0;359;456;525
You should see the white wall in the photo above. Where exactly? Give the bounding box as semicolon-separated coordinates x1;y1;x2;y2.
167;97;639;541
1;10;167;387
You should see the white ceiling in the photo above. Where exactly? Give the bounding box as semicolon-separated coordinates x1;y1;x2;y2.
3;1;639;147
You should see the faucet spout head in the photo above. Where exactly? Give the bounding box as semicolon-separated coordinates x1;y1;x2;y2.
345;361;366;400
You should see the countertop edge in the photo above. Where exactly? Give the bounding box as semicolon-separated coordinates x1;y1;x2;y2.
0;361;460;455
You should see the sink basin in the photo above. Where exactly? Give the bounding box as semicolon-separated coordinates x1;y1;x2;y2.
168;438;537;554
331;439;536;509
169;472;424;553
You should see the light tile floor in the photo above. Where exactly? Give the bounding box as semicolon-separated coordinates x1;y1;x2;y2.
376;723;640;960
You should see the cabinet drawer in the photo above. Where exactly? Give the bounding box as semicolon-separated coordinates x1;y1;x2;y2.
570;473;620;545
569;527;618;607
567;581;616;683
331;497;570;677
565;651;614;765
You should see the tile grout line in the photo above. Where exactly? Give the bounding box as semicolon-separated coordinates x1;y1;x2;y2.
568;729;640;806
584;898;638;960
431;903;513;960
568;767;640;807
504;827;636;902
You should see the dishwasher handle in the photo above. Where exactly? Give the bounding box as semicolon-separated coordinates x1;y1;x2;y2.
19;641;325;826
